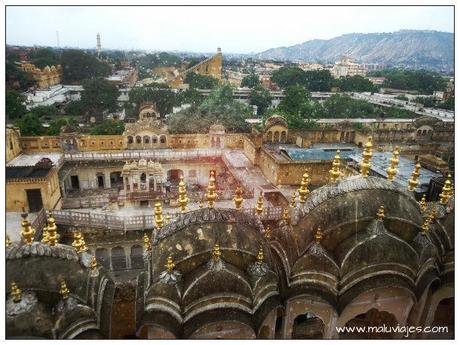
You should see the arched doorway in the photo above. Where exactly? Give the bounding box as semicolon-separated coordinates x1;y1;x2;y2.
292;312;324;339
429;298;454;339
274;131;280;143
130;245;144;269
167;169;184;184
111;246;127;271
339;308;398;339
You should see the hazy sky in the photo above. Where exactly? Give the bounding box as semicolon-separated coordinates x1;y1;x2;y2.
6;6;454;53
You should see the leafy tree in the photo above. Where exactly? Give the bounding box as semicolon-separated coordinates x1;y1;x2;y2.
65;100;86;116
61;50;112;83
337;75;377;92
368;69;446;94
30;105;59;119
185;72;219;89
271;66;306;88
6;90;27;121
167;85;251;134
135;52;182;70
438;96;454;110
28;48;60;68
81;78;120;120
177;88;204;107
241;73;260;88
278;85;318;118
187;57;204;69
47;117;78;136
128;86;177;116
304;70;334;92
414;96;437;108
249;86;272;116
395;95;409;101
15;113;45;136
90;120;125;135
6;61;34;91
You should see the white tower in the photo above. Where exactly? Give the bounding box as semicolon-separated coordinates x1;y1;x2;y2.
96;33;102;56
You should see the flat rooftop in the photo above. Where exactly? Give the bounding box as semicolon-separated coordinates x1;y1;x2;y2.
7;153;63;167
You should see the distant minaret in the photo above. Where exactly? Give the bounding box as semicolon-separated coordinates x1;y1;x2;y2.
96;33;102;56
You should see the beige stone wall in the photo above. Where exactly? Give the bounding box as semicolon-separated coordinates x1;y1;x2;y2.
20;136;62;153
6;128;22;163
7;169;62;212
78;135;126;151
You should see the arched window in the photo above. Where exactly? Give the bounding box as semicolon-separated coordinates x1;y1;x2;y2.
140;173;146;183
131;245;144;269
136;136;142;144
143;136;150;144
111;246;127;270
152;136;158;144
292;313;324;339
274;131;280;142
160;135;166;144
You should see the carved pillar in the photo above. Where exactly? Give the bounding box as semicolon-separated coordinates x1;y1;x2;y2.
105;171;111;189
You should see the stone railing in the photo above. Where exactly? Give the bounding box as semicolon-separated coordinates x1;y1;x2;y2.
50;206;283;231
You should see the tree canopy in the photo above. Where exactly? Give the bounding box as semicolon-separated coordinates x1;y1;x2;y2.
249;86;272;116
167;85;251;134
128;86;177;117
185;72;219;89
6;90;27;121
241;73;260;88
28;48;60;69
90;120;125;135
14;113;45;136
81;78;120;120
61;50;112;83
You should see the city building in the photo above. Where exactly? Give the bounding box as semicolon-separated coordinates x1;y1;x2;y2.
17;61;62;89
330;57;367;78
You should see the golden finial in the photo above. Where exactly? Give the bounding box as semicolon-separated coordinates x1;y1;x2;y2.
314;227;323;244
360;136;373;177
59;280;70;300
329;150;341;183
256;247;264;263
165;213;171;224
376;205;385;220
233;186;244;209
41;224;49;244
419;194;427;212
72;231;88;254
46;213;59;246
6;235;12;248
212;244;222;259
255;191;264;215
206;171;218;208
298;169;310;203
386;146;400;181
143;233;152;252
90;256;98;271
11;282;22;303
408;161;421;192
428;209;436;224
154;200;164;229
439;173;453;205
177;175;188;213
20;212;35;245
290;191;297;208
421;218;430;235
165;256;175;273
282;208;290;225
264;224;272;240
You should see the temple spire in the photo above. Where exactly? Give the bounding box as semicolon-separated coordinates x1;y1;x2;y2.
143;233;152;252
408;161;421;192
419;194;427;212
212;244;222;259
177;175;188;213
298;169;310;203
255;191;264;215
290;191;297;208
360;136;373;177
314;227;323;244
376;205;385;220
329;150;341;183
59;280;70;300
282;208;290;225
206;171;218;208
20;212;35;245
439;173;453;205
46;213;59;246
165;256;175;273
233;186;243;209
6;235;12;248
386;146;400;181
11;282;22;303
154;200;164;229
72;231;88;253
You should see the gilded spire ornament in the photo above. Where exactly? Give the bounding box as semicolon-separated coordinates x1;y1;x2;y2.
314;227;323;244
6;235;12;248
20;213;35;245
59;280;70;300
264;224;272;240
90;256;98;271
376;205;385;220
233;186;244;209
419;194;427;212
439;173;453;205
154;200;164;229
46;213;59;246
143;233;152;252
329;150;341;183
72;231;88;254
255;191;264;216
177;176;188;213
428;209;436;224
212;244;222;259
408;161;421;192
386;146;400;181
298;169;310;203
165;256;175;273
421;218;430;235
360;136;373;177
206;171;218;208
166;213;171;224
41;224;49;244
256;247;264;263
11;282;22;303
290;191;297;208
282;208;290;225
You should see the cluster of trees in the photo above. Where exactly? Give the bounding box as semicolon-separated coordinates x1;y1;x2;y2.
167;85;252;134
184;72;219;89
134;52;182;79
61;50;112;84
369;69;447;94
6;52;34;91
241;72;260;88
271;66;377;92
